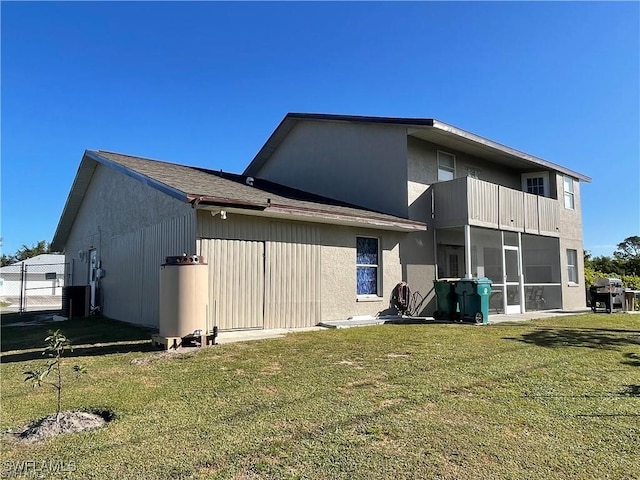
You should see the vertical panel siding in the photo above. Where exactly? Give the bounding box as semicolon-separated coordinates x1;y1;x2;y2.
264;222;321;329
538;196;560;237
432;177;469;228
139;214;197;326
103;230;143;323
468;177;499;228
199;239;264;330
523;193;540;234
103;214;196;326
197;212;322;330
498;186;525;231
197;212;270;241
432;178;560;239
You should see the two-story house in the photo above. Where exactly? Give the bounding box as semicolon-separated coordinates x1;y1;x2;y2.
244;113;591;316
52;113;590;330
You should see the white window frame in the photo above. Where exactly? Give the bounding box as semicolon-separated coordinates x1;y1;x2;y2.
563;175;575;210
437;150;456;182
566;249;578;285
521;172;550;197
356;236;381;299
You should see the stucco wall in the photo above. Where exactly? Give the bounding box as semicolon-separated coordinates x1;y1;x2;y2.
319;226;403;321
407;136;523;209
256;120;409;218
555;173;584;241
63;162;196;325
559;237;587;309
554;172;586;308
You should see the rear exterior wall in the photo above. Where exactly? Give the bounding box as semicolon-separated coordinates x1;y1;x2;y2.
63;163;196;326
196;211;404;329
254;120;410;218
554;173;586;309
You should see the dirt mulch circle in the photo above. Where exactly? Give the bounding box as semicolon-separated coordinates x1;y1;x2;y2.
9;410;111;442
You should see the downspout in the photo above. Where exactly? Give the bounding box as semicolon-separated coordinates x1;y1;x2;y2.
191;197;204;209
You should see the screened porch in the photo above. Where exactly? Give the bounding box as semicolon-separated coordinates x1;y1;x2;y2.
435;226;562;314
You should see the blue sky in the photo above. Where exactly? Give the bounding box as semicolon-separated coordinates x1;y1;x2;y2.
1;1;638;258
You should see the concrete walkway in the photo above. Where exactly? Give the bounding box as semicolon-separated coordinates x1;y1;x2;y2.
487;309;592;324
215;326;324;344
214;309;599;345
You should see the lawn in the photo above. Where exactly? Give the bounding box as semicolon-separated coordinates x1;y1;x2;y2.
1;312;639;479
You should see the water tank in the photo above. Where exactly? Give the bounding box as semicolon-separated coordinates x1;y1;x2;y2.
159;255;209;338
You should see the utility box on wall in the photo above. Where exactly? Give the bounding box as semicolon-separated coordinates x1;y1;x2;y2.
159;255;209;338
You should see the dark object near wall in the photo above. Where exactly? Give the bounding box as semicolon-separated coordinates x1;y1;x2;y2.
62;286;90;318
589;278;624;313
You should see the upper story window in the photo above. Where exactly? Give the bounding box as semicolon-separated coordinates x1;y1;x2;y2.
356;236;380;296
437;151;456;182
521;172;549;197
563;175;575;209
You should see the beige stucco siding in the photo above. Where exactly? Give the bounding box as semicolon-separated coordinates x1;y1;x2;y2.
255;121;409;218
555;173;584;241
319;226;403;321
400;230;437;316
196;211;404;326
559;237;586;309
63;163;196;325
554;173;586;309
407;137;522;211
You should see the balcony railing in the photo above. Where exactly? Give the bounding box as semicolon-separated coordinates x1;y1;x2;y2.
432;177;560;237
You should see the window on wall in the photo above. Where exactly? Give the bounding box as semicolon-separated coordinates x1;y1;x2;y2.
563;175;575;209
566;249;578;284
526;177;545;195
437;151;456;181
522;172;549;197
356;237;379;296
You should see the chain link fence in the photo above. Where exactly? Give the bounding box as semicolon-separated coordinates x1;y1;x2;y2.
0;261;69;313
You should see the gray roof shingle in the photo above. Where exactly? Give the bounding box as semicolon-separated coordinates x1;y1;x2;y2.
92;150;426;229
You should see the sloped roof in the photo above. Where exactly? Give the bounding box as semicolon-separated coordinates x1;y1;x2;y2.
0;254;65;274
244;113;591;183
52;150;426;250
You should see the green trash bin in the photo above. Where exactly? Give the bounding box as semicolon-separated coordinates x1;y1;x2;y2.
455;277;492;324
433;279;458;321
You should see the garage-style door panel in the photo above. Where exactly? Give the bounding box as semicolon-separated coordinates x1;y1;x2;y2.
200;239;264;330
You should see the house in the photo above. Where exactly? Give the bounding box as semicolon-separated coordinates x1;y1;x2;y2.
0;254;66;310
51;113;590;329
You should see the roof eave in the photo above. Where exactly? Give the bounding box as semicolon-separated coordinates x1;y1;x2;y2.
51;150;191;251
196;203;427;232
427;120;592;183
244;113;591;183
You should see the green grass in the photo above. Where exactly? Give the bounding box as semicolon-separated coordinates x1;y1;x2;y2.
1;312;156;354
1;313;639;479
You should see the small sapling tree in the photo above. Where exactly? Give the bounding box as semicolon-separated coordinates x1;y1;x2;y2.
23;330;86;422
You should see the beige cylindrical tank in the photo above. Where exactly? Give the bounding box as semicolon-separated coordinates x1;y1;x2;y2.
159;255;209;338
